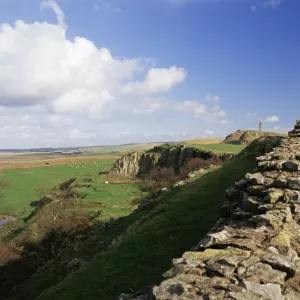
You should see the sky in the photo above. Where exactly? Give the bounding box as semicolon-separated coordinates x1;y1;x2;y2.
0;0;299;148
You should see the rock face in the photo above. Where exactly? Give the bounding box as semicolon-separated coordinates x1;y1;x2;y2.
120;121;300;300
112;144;231;177
288;120;300;138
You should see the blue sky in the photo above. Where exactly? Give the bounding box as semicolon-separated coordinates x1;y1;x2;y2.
0;0;299;148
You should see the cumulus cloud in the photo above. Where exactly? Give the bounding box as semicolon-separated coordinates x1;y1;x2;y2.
122;67;186;95
0;0;234;148
175;100;207;116
265;115;280;122
0;1;186;120
175;100;228;124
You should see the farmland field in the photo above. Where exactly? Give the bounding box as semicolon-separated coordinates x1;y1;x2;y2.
0;158;139;221
0;141;245;221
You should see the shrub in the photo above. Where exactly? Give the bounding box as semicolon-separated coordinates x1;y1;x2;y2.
179;157;224;179
0;243;23;265
147;167;179;184
135;168;180;201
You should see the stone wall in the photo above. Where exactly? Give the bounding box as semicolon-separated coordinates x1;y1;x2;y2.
120;123;300;300
112;145;232;177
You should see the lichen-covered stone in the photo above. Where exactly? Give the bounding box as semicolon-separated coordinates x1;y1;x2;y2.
264;188;284;203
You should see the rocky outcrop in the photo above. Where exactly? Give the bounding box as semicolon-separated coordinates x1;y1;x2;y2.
288;120;300;138
120;122;300;300
112;144;231;177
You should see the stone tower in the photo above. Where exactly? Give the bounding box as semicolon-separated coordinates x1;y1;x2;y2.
288;120;300;137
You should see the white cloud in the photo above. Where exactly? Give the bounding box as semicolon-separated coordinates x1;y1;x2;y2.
41;0;66;28
122;67;186;95
0;1;185;121
265;115;280;122
0;1;237;148
205;130;214;135
175;100;207;116
250;5;257;12
204;93;220;102
264;0;282;9
175;100;229;124
212;105;227;118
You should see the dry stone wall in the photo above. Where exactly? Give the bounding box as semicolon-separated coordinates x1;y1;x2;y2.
112;145;231;177
121;123;300;300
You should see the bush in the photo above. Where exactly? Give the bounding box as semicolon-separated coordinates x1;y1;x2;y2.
147;167;179;184
0;243;23;265
179;157;224;179
134;168;180;201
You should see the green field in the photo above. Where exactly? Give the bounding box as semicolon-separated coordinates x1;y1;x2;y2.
7;156;256;300
191;143;245;154
0;159;138;220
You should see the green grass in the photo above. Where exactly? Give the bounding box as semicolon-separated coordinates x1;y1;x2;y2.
7;156;256;300
190;143;245;154
0;159;137;220
78;182;137;220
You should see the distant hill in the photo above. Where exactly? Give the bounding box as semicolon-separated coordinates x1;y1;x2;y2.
222;130;286;145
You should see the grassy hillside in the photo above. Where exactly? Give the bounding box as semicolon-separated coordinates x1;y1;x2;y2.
7;156;256;300
188;143;245;154
222;129;286;145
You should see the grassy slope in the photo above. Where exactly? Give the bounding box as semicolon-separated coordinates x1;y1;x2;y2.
222;130;286;145
0;159;137;220
8;156;256;300
79;182;137;220
188;143;245;154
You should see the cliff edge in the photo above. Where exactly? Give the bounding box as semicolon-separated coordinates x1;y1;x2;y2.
112;144;232;177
